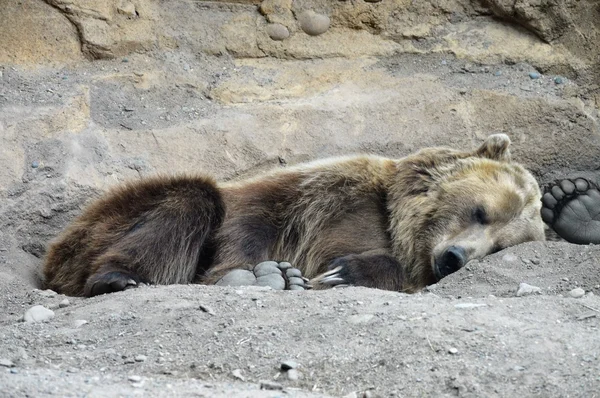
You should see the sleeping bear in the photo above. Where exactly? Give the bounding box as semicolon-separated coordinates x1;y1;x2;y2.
42;134;545;296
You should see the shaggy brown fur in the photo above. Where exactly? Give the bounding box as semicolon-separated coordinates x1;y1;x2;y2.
43;134;545;296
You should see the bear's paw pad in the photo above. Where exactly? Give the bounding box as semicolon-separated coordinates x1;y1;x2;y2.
542;178;600;244
217;261;309;290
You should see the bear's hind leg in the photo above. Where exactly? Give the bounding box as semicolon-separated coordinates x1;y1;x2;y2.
541;178;600;244
212;261;309;290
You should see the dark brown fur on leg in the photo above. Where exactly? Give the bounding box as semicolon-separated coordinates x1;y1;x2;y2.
43;176;225;297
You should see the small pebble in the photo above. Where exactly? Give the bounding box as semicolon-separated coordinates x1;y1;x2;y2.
529;72;540;79
554;76;564;84
0;359;14;367
38;289;57;297
454;303;487;309
31;161;40;169
231;369;245;381
72;320;88;328
135;355;147;362
59;299;70;308
10;369;18;374
298;10;330;36
280;360;298;371
24;305;55;323
441;60;447;65
199;304;215;315
516;283;541;297
266;23;289;41
287;369;300;381
260;380;283;390
494;70;502;76
569;288;585;298
122;58;129;63
128;375;141;382
502;253;517;262
448;347;458;354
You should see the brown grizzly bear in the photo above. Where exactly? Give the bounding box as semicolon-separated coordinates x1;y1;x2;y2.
42;134;545;297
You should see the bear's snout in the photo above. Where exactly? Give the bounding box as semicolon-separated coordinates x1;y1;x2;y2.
434;245;467;280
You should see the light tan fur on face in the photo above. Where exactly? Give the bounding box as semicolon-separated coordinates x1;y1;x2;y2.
429;161;545;274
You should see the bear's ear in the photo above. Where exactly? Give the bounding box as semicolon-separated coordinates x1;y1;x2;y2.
474;134;511;162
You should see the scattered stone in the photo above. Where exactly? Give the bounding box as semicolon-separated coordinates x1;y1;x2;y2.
529;72;540;79
266;23;289;41
117;1;137;17
280;360;298;371
298;10;330;36
0;358;14;367
448;347;458;355
199;304;215;315
231;369;245;381
287;369;300;380
260;380;283;390
554;76;564;84
569;288;585;298
516;283;541;297
24;305;55;323
10;368;18;374
494;70;502;76
364;0;382;2
31;161;39;169
128;375;142;382
59;299;70;308
454;303;487;309
72;320;88;328
135;355;147;362
124;358;135;364
348;314;374;324
502;253;517;262
38;289;57;297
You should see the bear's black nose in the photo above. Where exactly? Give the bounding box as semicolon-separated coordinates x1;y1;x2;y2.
434;245;467;280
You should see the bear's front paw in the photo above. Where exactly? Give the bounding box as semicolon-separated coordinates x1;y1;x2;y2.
216;261;309;291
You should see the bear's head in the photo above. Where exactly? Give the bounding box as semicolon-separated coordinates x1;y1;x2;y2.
391;134;545;289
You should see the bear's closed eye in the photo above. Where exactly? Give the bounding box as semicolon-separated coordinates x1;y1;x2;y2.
472;206;489;225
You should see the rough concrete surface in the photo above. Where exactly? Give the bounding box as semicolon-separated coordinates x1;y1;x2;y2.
1;0;600;396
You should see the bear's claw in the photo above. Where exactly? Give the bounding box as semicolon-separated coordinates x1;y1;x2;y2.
541;178;600;244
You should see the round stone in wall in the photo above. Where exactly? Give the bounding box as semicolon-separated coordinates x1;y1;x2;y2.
298;10;330;36
267;23;290;41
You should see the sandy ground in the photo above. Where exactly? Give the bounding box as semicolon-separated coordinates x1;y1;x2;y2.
1;1;600;396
